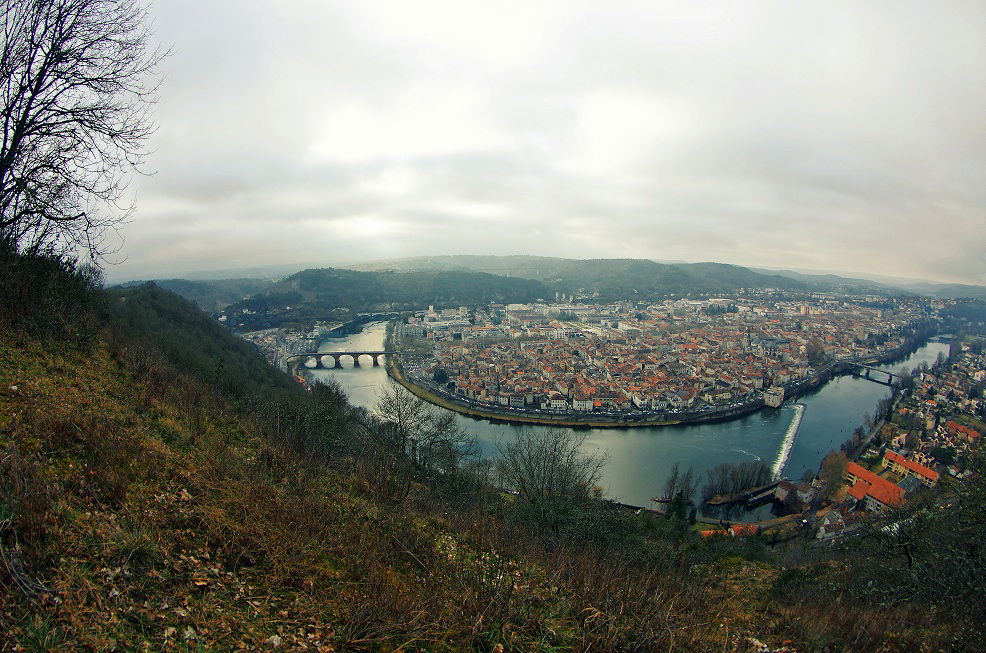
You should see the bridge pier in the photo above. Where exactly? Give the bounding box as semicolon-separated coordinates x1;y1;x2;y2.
287;351;396;371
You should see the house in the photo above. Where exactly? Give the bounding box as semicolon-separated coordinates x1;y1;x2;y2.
945;420;980;443
882;450;939;487
845;462;904;512
896;475;924;496
699;524;760;538
730;523;759;537
548;392;568;410
816;509;864;540
572;395;593;412
816;509;844;540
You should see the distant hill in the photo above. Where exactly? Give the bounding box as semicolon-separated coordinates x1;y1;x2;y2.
753;266;986;300
226;267;550;328
349;255;807;298
892;281;986;301
750;268;903;294
115;277;277;312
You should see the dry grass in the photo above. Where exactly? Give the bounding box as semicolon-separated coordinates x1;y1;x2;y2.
1;332;980;652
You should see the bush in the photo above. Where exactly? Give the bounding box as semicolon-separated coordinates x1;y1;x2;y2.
0;245;105;346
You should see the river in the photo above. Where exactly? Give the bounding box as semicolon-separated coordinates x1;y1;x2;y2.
311;322;949;511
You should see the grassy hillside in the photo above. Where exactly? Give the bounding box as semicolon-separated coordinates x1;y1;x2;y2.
2;255;984;651
107;283;297;401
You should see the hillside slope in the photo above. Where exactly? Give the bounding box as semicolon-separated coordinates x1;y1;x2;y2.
115;277;277;312
2;280;982;651
0;298;766;651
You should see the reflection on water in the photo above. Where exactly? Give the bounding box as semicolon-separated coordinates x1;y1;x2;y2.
311;322;949;509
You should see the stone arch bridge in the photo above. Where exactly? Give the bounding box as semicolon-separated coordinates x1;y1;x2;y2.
286;351;396;369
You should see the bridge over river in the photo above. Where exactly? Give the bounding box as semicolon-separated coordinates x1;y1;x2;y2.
286;351;396;369
846;362;903;387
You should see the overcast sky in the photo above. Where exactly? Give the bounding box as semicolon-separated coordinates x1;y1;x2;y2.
110;0;986;285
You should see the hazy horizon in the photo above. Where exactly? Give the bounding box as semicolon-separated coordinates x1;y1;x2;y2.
109;1;986;286
105;252;982;292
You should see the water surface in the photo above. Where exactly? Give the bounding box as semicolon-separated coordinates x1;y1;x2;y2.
312;323;947;508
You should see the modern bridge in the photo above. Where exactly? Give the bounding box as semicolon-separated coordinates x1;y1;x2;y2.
286;351;396;369
846;362;902;387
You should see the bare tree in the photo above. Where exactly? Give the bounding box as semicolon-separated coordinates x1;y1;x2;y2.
374;384;471;475
662;462;698;503
495;427;607;504
495;428;609;537
0;0;165;258
662;462;681;502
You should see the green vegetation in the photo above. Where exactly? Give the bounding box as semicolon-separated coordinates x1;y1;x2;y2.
228;267;549;329
778;455;986;618
107;282;297;402
1;252;984;651
116;277;277;312
351;254;807;300
0;243;105;347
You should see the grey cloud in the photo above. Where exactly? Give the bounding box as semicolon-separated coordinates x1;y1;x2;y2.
108;0;986;286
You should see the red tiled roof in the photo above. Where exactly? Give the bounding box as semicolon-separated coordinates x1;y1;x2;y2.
847;482;868;501
846;462;904;507
730;523;759;537
946;421;980;440
884;450;939;482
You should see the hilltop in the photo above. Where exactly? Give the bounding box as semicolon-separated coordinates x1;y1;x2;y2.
216;257;813;329
121;257;986;322
224;267;548;329
115;277;277;312
348;255;808;298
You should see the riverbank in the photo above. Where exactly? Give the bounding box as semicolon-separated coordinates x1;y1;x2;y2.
386;321;939;430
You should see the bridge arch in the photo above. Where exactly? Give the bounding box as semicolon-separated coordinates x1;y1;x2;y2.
287;350;396;371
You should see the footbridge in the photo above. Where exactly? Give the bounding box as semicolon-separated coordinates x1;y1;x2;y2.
846;362;902;387
286;351;396;369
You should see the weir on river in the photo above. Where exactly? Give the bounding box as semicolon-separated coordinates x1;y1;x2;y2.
771;403;805;479
311;321;949;511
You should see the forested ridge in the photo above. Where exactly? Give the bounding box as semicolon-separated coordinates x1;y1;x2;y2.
225;267;549;328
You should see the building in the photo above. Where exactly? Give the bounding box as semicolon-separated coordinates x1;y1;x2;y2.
764;386;785;408
845;462;905;512
572;396;593;412
882;450;939;487
945;420;981;443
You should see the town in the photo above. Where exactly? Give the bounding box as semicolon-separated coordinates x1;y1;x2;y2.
233;290;985;544
395;292;938;421
737;336;986;542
